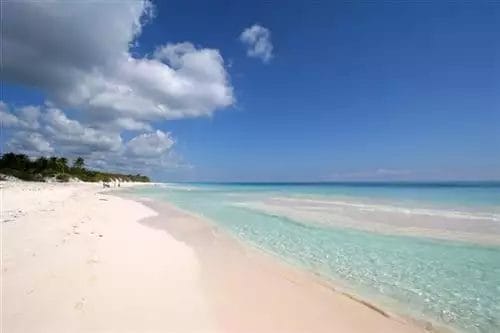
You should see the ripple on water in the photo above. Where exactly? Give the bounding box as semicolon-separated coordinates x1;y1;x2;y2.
132;185;500;333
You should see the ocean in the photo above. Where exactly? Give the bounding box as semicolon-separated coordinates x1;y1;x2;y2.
130;182;500;333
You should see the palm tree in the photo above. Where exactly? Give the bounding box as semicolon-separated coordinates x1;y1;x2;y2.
57;157;68;173
73;157;85;169
0;152;23;169
35;156;49;172
48;156;58;170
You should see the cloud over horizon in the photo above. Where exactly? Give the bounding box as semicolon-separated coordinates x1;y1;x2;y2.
239;24;273;63
1;102;186;173
1;0;234;175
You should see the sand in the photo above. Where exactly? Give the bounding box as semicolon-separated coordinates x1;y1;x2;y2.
2;182;215;332
1;181;426;333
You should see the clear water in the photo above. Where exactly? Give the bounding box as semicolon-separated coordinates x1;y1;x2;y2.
131;182;500;333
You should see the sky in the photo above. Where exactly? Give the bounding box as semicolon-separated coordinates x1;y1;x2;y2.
1;1;499;181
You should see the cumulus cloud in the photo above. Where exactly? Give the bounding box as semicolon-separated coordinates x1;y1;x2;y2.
239;24;273;63
0;102;40;130
43;108;123;153
7;132;54;155
1;0;235;176
0;102;19;127
126;130;174;158
110;118;152;132
2;104;121;154
1;103;183;173
3;1;233;123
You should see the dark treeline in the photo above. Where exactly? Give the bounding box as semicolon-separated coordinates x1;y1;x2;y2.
0;152;150;183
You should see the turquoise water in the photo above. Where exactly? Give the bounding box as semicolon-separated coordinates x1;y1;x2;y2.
132;182;500;333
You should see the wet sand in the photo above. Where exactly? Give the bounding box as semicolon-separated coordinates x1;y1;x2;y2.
2;180;430;332
135;196;428;333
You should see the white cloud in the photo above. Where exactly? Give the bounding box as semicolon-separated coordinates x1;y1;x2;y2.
1;0;235;176
3;1;233;123
17;106;41;130
0;102;19;127
7;132;54;155
110;118;152;132
1;104;122;155
43;108;123;153
0;102;40;130
240;24;273;63
126;130;174;158
1;103;181;174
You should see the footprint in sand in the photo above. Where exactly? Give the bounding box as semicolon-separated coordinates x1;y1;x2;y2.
87;257;100;264
74;297;86;310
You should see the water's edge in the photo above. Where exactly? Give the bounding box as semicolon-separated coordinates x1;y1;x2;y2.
117;182;500;333
116;188;456;333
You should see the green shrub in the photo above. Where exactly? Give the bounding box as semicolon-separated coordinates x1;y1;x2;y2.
56;174;70;182
0;153;150;183
0;168;41;181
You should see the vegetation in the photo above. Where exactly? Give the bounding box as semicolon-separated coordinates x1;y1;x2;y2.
0;152;150;183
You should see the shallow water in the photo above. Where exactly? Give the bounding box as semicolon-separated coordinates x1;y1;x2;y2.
131;182;500;333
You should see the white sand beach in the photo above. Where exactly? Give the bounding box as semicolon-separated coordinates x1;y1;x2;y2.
2;182;216;332
1;181;426;333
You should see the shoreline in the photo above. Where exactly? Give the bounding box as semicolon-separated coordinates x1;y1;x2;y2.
120;189;436;333
1;181;450;332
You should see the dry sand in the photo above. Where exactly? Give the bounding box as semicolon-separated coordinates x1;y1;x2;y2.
1;181;426;333
2;182;215;332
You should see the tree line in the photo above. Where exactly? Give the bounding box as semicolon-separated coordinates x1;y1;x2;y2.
0;152;150;183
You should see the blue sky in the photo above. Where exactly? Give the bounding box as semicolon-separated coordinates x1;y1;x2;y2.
2;1;499;181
